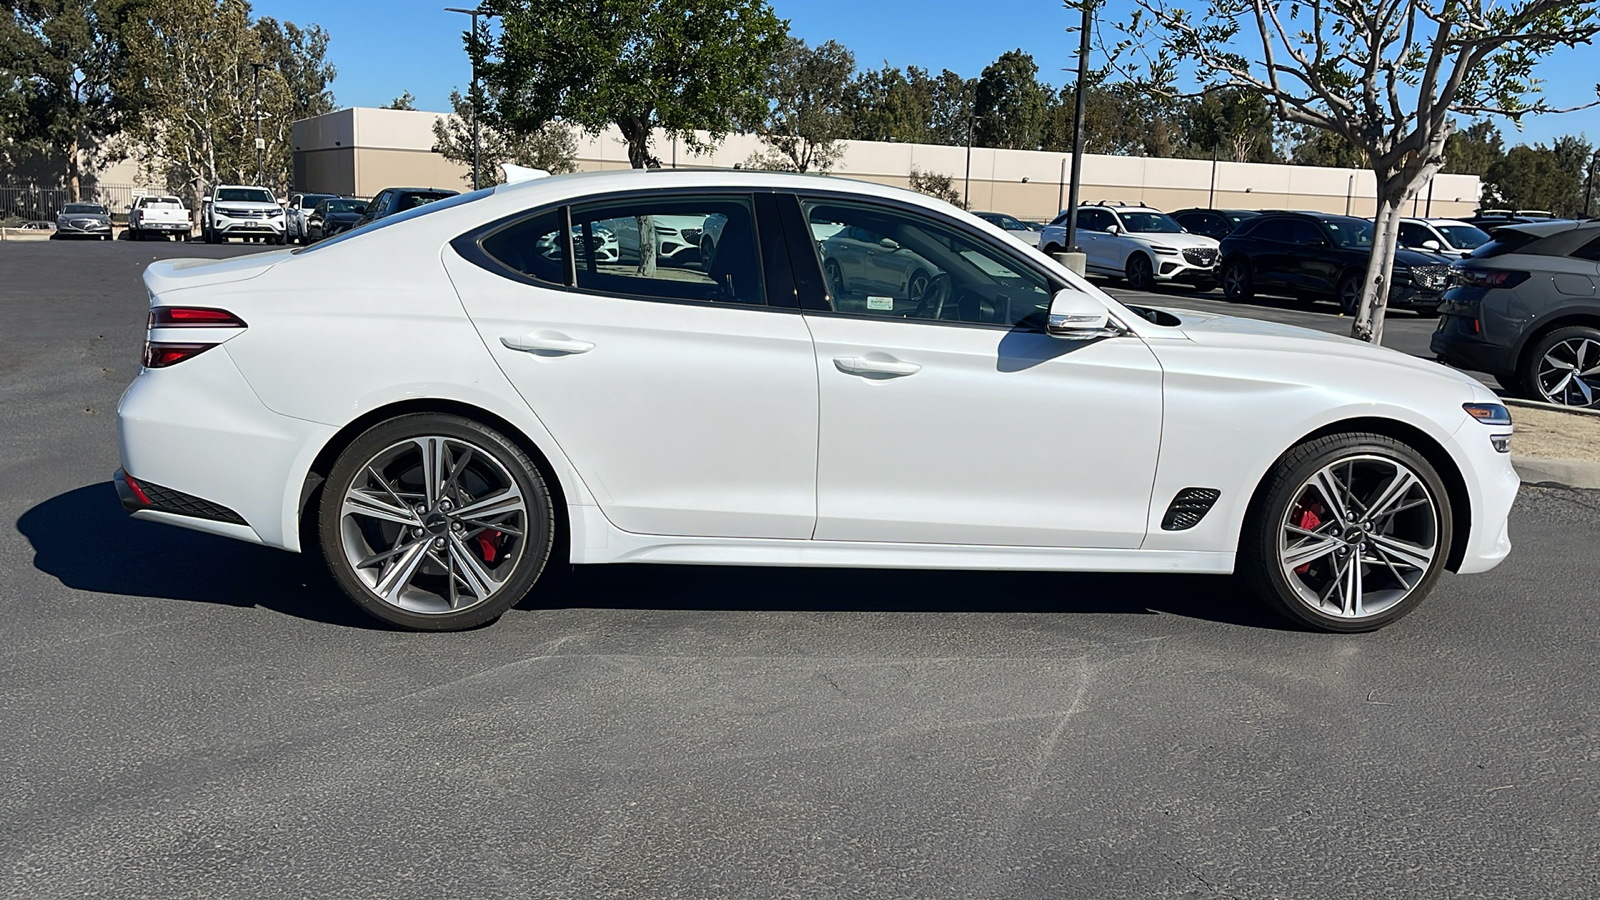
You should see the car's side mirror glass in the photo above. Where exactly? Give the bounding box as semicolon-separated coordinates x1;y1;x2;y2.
1046;288;1116;340
878;237;900;251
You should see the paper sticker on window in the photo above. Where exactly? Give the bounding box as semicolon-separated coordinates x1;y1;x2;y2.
867;296;894;311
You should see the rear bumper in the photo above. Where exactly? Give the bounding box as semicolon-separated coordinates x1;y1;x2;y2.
134;220;190;232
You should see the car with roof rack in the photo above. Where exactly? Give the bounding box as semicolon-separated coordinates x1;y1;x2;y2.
1037;202;1222;291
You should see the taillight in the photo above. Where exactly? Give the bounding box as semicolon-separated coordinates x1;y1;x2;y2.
1455;269;1529;289
148;307;247;328
143;306;246;368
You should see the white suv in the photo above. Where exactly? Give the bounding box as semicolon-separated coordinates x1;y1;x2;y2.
202;185;286;244
1039;203;1221;291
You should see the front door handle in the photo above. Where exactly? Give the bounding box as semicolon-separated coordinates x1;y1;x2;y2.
500;334;595;355
833;357;921;377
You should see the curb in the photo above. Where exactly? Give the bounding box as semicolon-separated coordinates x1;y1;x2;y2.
1513;455;1600;490
1503;396;1600;420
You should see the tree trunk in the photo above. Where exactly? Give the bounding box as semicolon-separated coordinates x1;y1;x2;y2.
68;137;82;203
1351;191;1405;345
618;114;656;169
636;215;657;277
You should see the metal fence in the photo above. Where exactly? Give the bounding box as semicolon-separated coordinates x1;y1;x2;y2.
1;181;137;224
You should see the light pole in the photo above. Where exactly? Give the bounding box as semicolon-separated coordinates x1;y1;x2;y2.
446;7;491;190
1063;0;1095;255
250;62;266;186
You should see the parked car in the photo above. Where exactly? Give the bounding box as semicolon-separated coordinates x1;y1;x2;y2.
1432;219;1600;406
1170;208;1263;240
1038;203;1221;291
1397;218;1491;258
305;197;368;242
202;185;285;244
972;211;1042;246
354;187;460;229
285;192;339;244
115;169;1516;634
817;221;945;310
1219;212;1455;313
127;195;191;241
54;202;112;240
1462;210;1566;230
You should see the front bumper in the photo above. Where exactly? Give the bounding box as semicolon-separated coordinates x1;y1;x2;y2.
213;217;284;236
1151;251;1219;284
1389;284;1445;312
57;221;111;235
1447;417;1520;575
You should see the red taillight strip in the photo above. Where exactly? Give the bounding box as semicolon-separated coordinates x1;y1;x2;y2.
142;342;217;368
149;307;248;328
122;471;152;506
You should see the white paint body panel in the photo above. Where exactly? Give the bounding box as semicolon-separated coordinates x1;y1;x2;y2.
114;169;1517;582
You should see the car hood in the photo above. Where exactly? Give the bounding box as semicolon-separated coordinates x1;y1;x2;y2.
143;252;289;295
1131;231;1219;250
214;201;281;213
1146;306;1486;392
59;212;110;221
324;211;363;221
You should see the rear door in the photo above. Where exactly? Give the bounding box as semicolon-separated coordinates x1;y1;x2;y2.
445;191;820;539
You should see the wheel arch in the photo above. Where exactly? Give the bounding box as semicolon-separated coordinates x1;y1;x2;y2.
1246;416;1472;573
296;398;571;562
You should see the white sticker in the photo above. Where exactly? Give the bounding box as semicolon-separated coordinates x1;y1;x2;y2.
867;295;894;311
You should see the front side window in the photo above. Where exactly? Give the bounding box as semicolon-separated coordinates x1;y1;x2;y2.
1322;218;1374;248
569;195;764;305
1289;220;1328;245
1397;221;1433;248
803;198;1052;327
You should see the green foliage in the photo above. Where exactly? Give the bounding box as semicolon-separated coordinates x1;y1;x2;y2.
1485;136;1596;216
480;0;787;168
431;89;578;186
383;91;417;111
1178;89;1280;163
750;36;854;172
973;49;1050;150
1285;125;1368;169
908;165;962;207
1442;120;1504;176
846;65;935;144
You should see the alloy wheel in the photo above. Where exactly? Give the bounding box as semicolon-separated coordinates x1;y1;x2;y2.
1535;337;1600;407
1277;454;1439;621
338;435;529;615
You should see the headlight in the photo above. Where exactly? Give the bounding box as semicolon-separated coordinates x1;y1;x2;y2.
1463;403;1512;426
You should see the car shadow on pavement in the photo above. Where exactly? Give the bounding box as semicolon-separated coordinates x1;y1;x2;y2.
17;483;374;629
18;483;1288;631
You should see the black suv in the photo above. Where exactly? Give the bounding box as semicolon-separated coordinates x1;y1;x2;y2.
1432;220;1600;407
354;187;460;228
1218;212;1455;313
1169;208;1261;240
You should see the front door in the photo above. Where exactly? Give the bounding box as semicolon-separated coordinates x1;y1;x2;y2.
793;196;1165;548
445;193;819;539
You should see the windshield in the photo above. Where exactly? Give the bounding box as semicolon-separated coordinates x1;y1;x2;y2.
217;188;274;203
984;213;1025;229
63;204;105;214
1119;212;1183;234
295;186;491;255
1437;224;1490;249
323;199;366;214
1322;218;1374;248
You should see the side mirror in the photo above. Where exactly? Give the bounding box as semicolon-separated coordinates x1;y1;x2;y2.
1106;224;1122;236
1047;288;1118;340
878;237;901;251
1421;239;1442;251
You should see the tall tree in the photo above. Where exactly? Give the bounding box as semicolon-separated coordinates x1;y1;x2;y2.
1180;89;1280;163
927;68;975;146
0;0;141;199
432;88;578;186
479;0;786;169
1441;120;1504;176
1093;0;1600;344
1485;136;1595;216
972;49;1050;150
846;64;935;144
748;36;854;172
383;91;417;111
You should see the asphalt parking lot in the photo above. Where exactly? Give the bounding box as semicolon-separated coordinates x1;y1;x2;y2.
4;239;1598;899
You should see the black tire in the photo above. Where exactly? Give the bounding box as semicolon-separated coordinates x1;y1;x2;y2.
1125;253;1155;291
1240;432;1452;633
906;268;931;300
1221;260;1253;300
824;259;846;297
318;413;556;631
1520;325;1600;407
1337;273;1363;315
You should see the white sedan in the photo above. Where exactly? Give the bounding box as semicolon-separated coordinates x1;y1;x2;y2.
116;170;1518;632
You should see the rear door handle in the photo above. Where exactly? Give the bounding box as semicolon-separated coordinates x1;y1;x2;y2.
833;357;921;377
500;334;595;355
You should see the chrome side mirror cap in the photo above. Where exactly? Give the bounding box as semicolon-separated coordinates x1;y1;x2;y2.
1046;288;1120;340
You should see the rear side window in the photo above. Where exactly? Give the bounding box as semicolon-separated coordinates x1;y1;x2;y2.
1575;236;1600;262
570;195;765;306
1229;217;1265;238
481;208;568;284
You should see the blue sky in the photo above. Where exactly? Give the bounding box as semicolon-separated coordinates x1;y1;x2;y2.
259;0;1597;148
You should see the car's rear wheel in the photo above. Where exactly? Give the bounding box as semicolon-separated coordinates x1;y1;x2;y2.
824;259;846;297
1125;253;1155;291
1523;326;1600;408
1221;260;1253;300
319;414;556;631
1240;432;1451;632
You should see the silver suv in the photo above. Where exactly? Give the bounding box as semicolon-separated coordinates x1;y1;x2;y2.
1039;203;1222;291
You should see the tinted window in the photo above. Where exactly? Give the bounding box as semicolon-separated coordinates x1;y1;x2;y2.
395;191;458;213
216;188;274;203
571;196;763;305
481;208;567;284
1321;218;1374;248
62;204;106;214
1436;224;1489;249
1120;212;1183;234
1228;216;1265;238
1077;209;1114;232
1573;236;1600;262
1398;222;1434;248
805;199;1052;327
1175;213;1222;238
1250;218;1292;242
1473;229;1542;258
1289;220;1327;245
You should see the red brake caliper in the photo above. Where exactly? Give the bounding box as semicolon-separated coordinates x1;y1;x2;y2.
1294;505;1323;575
476;529;504;564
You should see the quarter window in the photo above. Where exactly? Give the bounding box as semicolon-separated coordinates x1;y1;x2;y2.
569;196;764;305
801;199;1052;327
1572;235;1600;261
480;208;568;285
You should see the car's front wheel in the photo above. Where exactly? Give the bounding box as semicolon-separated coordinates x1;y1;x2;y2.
1523;325;1600;408
1240;432;1451;632
319;414;556;631
1337;273;1363;315
1222;261;1253;300
1125;253;1155;291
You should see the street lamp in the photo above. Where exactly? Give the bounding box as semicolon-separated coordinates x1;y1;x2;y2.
1063;0;1096;256
445;6;495;190
250;61;266;186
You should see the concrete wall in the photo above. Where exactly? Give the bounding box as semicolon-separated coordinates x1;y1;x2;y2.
292;108;1482;218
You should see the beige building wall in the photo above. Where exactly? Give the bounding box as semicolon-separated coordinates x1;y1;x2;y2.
293;109;1482;218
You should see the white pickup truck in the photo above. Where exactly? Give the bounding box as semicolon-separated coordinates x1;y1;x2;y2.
127;195;192;241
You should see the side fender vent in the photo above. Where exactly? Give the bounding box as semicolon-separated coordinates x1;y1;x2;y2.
1161;488;1221;531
